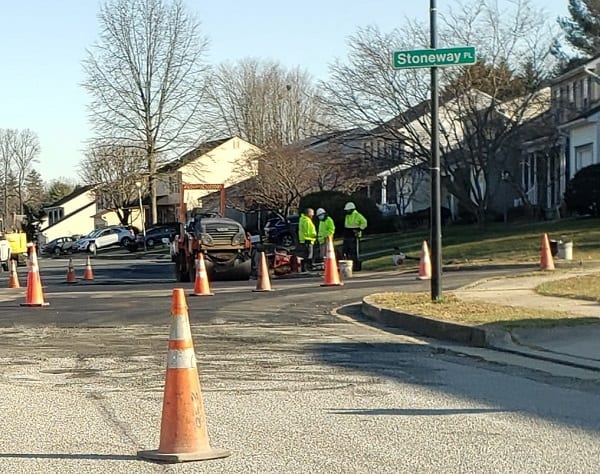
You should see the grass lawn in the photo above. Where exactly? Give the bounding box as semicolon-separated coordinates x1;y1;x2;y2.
361;217;600;329
537;274;600;302
368;292;599;330
360;216;600;271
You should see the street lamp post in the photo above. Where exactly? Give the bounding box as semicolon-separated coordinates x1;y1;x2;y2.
135;181;147;251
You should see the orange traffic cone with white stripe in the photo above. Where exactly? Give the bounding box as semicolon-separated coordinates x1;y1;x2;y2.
253;251;272;292
83;256;94;281
20;245;49;307
417;240;432;280
540;233;555;271
8;260;20;289
66;258;77;283
321;236;342;287
190;253;214;296
137;289;230;463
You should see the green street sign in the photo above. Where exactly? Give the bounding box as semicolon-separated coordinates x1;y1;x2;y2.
392;46;476;69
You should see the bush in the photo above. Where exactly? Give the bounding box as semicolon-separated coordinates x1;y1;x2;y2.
565;164;600;217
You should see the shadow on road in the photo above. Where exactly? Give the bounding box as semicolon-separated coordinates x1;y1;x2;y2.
328;408;508;416
0;453;138;461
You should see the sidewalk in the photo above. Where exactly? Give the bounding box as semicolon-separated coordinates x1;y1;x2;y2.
454;270;600;370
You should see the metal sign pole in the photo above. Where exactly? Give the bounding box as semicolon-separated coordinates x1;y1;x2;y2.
430;0;442;301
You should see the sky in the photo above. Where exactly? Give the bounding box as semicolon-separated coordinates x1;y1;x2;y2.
0;0;570;184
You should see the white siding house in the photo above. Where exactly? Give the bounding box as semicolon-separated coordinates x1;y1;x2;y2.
39;185;97;242
554;55;600;185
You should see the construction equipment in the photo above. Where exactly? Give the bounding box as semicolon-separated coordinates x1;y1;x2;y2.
0;215;28;267
173;183;252;281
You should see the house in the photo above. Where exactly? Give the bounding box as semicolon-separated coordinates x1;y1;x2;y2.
517;56;600;218
39;184;144;243
155;137;263;222
552;55;600;197
373;87;553;221
39;185;98;242
297;127;408;215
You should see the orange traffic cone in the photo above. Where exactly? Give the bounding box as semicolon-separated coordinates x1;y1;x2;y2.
8;260;20;289
83;256;94;281
137;289;230;463
253;251;272;292
321;236;342;287
66;258;77;283
20;245;49;307
540;233;555;271
190;253;214;296
417;240;432;280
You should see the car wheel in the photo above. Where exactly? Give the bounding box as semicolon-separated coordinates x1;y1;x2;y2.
88;243;97;253
121;237;132;247
54;247;61;256
147;239;155;249
280;233;294;247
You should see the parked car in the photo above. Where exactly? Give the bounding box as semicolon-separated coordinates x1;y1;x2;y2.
42;236;76;256
134;223;179;249
263;214;299;247
76;226;134;253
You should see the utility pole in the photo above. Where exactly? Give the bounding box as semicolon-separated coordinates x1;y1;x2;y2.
430;0;442;301
393;3;475;301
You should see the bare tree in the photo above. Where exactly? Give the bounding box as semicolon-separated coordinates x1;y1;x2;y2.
10;129;41;214
82;0;210;224
79;143;148;225
321;0;557;223
0;129;17;217
231;142;377;215
208;59;330;148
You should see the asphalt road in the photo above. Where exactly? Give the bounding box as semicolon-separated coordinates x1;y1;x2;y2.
0;258;598;473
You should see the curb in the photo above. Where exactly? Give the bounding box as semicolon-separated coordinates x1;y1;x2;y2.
361;295;493;347
361;297;600;372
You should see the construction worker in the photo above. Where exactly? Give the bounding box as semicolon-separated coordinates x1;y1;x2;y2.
343;202;367;270
316;207;335;262
298;207;317;271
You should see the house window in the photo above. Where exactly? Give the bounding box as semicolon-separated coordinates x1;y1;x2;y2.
575;144;593;171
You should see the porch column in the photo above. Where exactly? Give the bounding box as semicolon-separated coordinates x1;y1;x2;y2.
380;175;388;205
559;139;567;197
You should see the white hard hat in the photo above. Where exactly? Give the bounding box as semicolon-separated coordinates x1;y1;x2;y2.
316;208;326;217
344;202;356;211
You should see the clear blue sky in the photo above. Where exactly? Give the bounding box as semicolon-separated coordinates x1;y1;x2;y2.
0;0;569;183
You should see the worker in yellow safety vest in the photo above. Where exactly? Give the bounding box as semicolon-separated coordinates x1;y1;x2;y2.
298;207;317;271
343;202;367;270
316;207;335;262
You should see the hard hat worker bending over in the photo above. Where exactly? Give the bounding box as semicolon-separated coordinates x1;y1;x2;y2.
343;202;367;271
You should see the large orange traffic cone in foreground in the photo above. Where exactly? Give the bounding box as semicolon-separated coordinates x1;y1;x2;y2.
321;236;342;287
253;251;272;292
66;258;77;283
190;253;214;296
540;233;555;271
137;289;230;463
20;245;49;307
83;256;94;281
417;240;432;280
8;260;20;289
